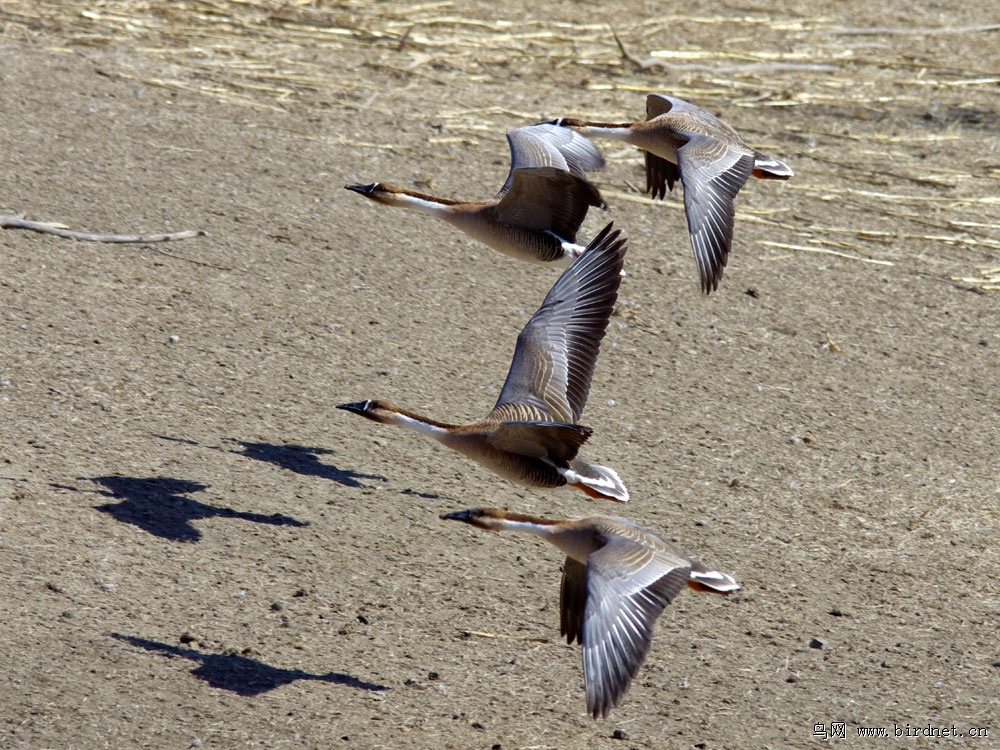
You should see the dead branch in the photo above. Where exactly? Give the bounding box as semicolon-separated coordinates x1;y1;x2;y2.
609;26;836;75
1;215;206;243
610;26;661;70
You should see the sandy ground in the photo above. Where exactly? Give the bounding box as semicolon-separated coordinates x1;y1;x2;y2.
1;2;998;748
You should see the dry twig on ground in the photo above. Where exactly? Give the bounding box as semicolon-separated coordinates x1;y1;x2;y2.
1;215;205;243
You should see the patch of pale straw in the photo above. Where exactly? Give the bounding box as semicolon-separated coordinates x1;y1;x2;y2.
4;2;996;110
3;1;997;286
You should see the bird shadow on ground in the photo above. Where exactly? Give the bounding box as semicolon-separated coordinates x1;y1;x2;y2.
111;633;389;696
225;438;388;488
87;475;309;542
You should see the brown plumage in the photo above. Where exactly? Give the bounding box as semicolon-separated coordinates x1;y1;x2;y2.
441;508;740;718
338;223;629;502
346;122;606;264
554;93;793;293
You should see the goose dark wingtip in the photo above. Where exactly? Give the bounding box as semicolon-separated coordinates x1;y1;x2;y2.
447;511;738;717
568;94;792;291
701;272;722;295
588;221;623;250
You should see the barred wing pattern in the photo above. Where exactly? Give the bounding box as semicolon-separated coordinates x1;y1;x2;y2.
503;122;607;183
579;539;691;718
497;167;605;240
491;223;626;424
487;419;593;463
677;141;753;293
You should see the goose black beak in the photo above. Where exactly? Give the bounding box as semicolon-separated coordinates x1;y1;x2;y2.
440;509;475;523
336;401;370;416
344;183;377;196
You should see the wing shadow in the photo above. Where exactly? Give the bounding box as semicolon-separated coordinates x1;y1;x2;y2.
227;439;387;488
91;475;308;542
111;633;388;696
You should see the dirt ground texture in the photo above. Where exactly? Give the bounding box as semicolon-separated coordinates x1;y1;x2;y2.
1;1;998;748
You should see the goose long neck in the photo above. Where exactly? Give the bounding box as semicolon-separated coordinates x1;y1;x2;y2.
490;512;562;537
493;514;601;562
385;407;457;438
386;189;463;218
557;118;636;142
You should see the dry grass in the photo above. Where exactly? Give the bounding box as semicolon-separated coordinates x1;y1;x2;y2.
3;1;996;112
2;0;997;287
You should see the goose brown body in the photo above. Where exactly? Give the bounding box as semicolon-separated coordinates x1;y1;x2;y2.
346;122;607;264
555;93;793;292
441;508;740;718
338;222;630;502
